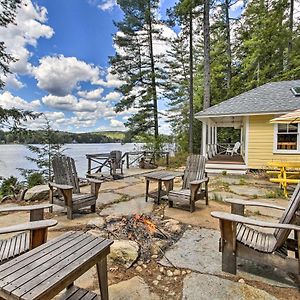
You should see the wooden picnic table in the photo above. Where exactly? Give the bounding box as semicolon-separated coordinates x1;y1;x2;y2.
0;231;113;300
145;171;183;204
267;161;300;197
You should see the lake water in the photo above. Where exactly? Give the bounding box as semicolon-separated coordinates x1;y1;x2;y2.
0;143;143;179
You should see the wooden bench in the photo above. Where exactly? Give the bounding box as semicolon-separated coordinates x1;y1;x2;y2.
0;231;113;300
59;286;100;300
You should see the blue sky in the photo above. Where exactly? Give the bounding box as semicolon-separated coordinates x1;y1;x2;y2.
0;0;178;133
0;0;245;133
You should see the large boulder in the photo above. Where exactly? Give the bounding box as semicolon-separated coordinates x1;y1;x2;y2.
108;240;139;268
24;185;50;201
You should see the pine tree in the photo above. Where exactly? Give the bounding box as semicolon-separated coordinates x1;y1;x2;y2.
110;0;163;147
18;120;65;182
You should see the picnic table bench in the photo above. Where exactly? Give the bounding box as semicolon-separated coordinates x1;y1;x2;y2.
267;161;300;197
0;231;113;300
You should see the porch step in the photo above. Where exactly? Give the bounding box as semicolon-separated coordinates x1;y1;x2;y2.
205;163;247;175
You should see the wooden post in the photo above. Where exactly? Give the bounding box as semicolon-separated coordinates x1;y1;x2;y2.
96;257;109;300
166;152;169;166
30;228;48;250
126;153;129;169
220;219;237;274
145;179;149;202
231;203;244;216
87;156;91;175
30;208;44;221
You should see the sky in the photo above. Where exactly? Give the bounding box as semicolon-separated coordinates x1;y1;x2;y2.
0;0;246;133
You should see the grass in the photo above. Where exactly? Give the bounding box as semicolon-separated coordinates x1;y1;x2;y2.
265;188;285;199
211;192;224;202
239;179;247;185
160;152;188;169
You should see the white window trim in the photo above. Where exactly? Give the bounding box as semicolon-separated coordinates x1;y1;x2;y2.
273;123;300;154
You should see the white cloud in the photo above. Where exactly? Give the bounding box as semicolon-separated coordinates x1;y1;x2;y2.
98;118;126;131
77;88;104;100
0;91;40;110
98;0;117;11
1;74;25;89
103;91;121;101
42;94;98;112
95;67;124;88
231;0;244;11
33;55;100;96
0;0;54;83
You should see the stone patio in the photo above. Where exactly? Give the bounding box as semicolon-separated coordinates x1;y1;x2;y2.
1;173;298;299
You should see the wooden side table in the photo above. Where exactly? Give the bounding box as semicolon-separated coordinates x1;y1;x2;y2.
144;171;182;204
0;231;113;300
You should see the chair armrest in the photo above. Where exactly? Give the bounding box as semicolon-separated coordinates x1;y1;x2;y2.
225;198;286;211
86;178;103;184
49;182;73;190
0;204;53;213
0;220;57;234
211;211;300;231
190;177;209;185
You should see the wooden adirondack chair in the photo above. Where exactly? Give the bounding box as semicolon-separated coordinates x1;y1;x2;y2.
109;150;124;179
211;183;300;285
168;155;209;212
225;141;241;156
49;155;102;219
0;204;57;264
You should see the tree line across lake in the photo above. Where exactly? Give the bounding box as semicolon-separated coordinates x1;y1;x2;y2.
0;130;130;144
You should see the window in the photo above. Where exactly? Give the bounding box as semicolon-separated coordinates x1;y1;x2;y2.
275;123;299;151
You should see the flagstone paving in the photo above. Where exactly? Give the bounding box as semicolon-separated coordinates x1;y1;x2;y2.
182;273;277;300
99;196;154;216
160;228;295;288
1;173;298;299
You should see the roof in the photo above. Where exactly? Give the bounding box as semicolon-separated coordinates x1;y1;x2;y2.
195;80;300;118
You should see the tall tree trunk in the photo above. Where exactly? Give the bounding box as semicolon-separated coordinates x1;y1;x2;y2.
288;0;294;63
188;8;194;154
224;0;232;90
203;0;211;109
147;0;159;140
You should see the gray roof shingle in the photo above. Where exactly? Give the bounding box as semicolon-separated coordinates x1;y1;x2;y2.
195;80;300;118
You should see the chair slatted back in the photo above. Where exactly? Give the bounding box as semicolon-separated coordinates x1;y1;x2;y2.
233;142;241;153
182;155;206;190
110;151;122;169
273;183;300;250
52;155;80;193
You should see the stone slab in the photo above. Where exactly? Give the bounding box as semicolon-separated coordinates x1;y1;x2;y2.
182;273;277;300
229;185;268;197
160;228;295;288
115;183;146;197
99;196;153;216
164;200;230;230
109;276;159;300
208;191;247;202
96;192;121;206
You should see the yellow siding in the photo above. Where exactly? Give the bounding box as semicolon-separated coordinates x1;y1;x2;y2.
248;115;300;169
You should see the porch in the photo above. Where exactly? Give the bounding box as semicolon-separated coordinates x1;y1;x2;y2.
200;116;248;174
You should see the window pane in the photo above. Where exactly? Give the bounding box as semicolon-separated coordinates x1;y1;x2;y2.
288;124;298;132
278;124;287;133
277;134;297;150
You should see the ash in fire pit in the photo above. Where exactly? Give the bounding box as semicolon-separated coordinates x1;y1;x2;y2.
104;214;185;261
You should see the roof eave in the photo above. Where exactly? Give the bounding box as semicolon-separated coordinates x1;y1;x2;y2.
195;110;294;120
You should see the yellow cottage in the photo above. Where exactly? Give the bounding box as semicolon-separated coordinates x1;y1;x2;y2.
195;80;300;174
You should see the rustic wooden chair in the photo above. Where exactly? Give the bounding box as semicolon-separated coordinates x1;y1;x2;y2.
109;150;124;179
211;183;300;286
0;204;57;264
49;155;102;220
168;155;209;212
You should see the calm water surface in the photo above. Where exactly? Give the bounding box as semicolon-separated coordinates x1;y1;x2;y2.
0;143;142;179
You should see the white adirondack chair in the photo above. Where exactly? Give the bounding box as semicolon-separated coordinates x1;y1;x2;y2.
226;141;241;156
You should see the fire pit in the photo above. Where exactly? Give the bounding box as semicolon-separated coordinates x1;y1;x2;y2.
103;214;185;261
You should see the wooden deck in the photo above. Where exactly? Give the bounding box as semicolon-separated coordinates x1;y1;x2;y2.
207;154;244;164
206;155;246;175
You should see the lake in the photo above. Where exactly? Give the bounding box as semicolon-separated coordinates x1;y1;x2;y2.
0;143;143;179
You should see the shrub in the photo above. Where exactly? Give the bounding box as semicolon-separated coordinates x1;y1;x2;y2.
27;172;44;188
0;176;22;198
